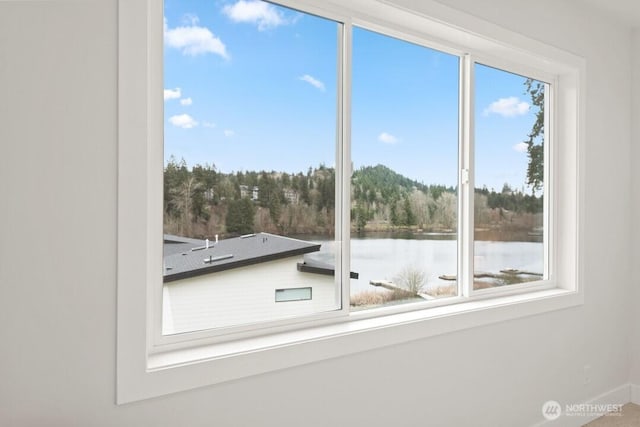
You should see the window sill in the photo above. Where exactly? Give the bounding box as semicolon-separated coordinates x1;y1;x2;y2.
130;288;582;403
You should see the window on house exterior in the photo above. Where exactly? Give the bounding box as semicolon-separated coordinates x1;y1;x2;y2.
275;287;313;302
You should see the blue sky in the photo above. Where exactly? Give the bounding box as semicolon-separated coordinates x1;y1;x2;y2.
164;0;542;193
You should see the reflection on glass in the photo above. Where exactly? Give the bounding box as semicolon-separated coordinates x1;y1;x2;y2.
350;26;460;309
473;63;545;290
162;1;341;334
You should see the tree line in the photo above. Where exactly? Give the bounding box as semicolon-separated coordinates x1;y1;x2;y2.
164;158;542;239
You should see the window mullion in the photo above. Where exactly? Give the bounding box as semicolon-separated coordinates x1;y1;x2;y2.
339;20;352;312
459;54;474;298
150;0;165;347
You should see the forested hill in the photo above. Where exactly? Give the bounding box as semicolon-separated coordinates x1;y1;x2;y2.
352;164;453;204
354;164;426;192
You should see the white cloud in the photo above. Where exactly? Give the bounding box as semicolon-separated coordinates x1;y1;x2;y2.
224;129;236;137
164;17;229;58
484;97;530;117
203;121;217;128
164;87;181;101
298;74;325;91
513;142;528;153
223;0;287;30
180;97;193;106
169;114;198;129
378;132;399;144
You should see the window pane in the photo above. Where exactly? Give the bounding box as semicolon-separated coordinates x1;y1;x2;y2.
275;287;313;302
162;1;341;334
473;64;545;290
350;27;460;309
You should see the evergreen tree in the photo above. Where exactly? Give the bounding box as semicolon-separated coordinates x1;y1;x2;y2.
524;79;545;193
225;198;256;234
403;197;416;226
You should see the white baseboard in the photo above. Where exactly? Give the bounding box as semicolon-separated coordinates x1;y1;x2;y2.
631;383;640;405
533;384;631;427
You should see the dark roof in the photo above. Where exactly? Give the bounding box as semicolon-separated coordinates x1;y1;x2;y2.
297;257;359;279
163;233;321;283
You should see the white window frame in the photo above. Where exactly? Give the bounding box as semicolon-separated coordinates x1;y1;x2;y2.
117;0;585;404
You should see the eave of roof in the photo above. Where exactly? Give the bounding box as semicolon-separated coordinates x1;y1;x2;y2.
296;260;359;279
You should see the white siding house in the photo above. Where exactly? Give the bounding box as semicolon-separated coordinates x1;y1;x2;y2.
163;233;345;334
163;257;339;334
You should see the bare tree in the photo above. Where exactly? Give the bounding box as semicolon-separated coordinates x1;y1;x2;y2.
395;266;427;294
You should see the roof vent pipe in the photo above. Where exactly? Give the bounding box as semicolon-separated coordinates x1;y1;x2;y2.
205;239;210;249
215;234;219;243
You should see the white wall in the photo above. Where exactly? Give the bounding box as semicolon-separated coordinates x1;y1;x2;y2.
0;0;634;425
631;29;640;389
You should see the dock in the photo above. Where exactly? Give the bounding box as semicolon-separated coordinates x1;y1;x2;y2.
438;269;543;281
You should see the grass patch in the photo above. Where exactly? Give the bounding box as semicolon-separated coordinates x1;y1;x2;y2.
350;288;420;308
424;284;457;297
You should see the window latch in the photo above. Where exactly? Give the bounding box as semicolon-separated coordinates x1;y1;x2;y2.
461;168;469;185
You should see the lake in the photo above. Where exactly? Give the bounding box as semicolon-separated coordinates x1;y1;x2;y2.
303;233;544;295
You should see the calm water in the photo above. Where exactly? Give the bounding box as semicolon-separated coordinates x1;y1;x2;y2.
304;235;543;294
